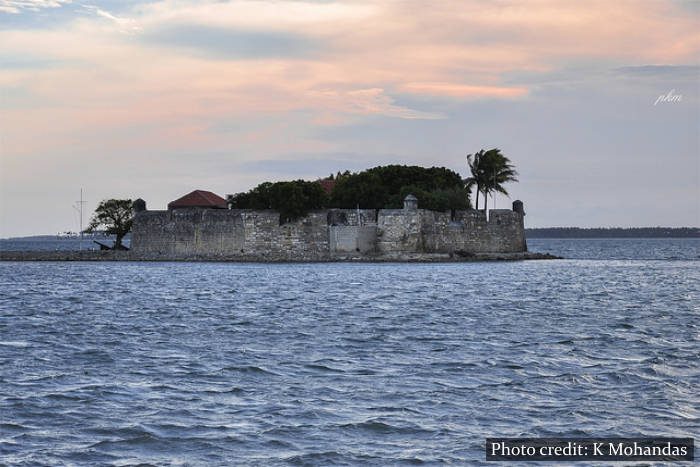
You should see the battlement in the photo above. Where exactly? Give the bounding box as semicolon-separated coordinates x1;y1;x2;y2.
131;202;527;260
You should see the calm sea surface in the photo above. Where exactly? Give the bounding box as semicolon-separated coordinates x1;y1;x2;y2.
1;239;698;465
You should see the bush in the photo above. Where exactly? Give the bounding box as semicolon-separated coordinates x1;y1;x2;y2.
330;165;470;210
228;180;329;223
229;165;471;222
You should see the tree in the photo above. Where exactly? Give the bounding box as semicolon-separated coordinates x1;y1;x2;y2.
228;180;329;224
85;199;133;249
330;171;389;209
269;180;330;223
480;149;518;210
229;165;472;217
330;165;469;210
466;148;518;211
465;150;486;211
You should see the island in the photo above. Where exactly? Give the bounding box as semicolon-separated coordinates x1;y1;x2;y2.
1;162;561;262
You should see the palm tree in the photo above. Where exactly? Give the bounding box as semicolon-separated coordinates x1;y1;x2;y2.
466;148;518;211
465;149;486;210
481;148;518;210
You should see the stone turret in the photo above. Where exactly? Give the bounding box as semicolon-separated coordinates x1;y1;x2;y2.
403;194;418;210
133;198;146;213
512;200;524;216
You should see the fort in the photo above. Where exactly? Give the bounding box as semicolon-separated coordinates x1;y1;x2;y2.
130;191;528;261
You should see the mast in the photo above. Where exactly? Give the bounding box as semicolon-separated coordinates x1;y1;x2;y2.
80;189;83;251
74;189;87;251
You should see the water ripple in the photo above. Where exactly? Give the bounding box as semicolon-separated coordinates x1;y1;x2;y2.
1;247;698;465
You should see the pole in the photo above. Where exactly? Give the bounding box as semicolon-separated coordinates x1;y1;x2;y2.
80;189;83;251
74;189;87;251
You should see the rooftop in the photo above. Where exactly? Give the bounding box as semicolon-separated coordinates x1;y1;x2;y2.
168;190;228;209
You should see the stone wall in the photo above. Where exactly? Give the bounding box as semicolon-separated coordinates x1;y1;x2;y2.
132;209;332;260
327;208;377;227
424;209;527;254
329;226;378;253
131;205;527;259
376;209;422;253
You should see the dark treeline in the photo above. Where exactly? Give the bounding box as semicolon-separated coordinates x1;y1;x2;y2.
227;180;329;224
331;165;470;211
228;165;472;223
526;227;699;238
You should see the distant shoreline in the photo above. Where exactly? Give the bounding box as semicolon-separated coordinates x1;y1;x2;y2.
526;227;699;238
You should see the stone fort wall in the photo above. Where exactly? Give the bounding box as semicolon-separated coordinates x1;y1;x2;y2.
131;204;527;260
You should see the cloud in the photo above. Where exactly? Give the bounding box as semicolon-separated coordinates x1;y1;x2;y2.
1;0;697;159
140;23;320;58
134;0;378;31
614;65;700;77
1;0;699;235
80;5;141;33
400;82;528;99
0;53;69;69
0;0;71;14
308;88;446;121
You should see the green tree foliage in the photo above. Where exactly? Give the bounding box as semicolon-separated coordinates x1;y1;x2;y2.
432;186;472;211
330;165;470;210
330;171;389;209
85;199;133;249
465;149;486;211
229;165;473;220
465;148;518;211
228;180;329;223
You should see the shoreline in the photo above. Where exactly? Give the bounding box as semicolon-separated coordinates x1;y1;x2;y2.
0;250;561;263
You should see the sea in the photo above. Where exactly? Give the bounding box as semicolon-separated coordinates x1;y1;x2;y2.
0;238;698;465
0;235;130;252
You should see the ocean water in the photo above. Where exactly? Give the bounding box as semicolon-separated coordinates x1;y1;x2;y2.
0;235;130;252
528;237;700;261
0;239;698;465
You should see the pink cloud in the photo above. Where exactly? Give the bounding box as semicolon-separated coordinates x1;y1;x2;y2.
400;82;528;99
1;0;698;162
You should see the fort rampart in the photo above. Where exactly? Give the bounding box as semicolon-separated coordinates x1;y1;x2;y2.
130;202;527;261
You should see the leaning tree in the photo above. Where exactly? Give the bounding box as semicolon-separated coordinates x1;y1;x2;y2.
465;149;486;210
466;148;518;211
85;199;133;249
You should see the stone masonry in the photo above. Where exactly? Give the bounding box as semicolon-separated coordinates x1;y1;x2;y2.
131;198;527;260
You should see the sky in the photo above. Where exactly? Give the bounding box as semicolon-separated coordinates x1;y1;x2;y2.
0;0;698;237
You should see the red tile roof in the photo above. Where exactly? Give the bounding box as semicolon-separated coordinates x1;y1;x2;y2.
168;190;228;209
317;179;335;196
